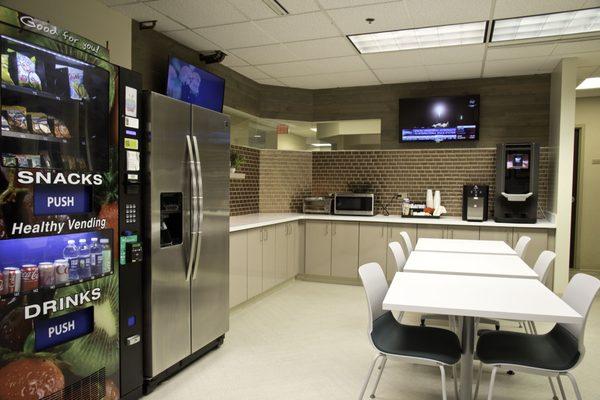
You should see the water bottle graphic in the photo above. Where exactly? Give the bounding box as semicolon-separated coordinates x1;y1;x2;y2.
90;238;103;276
78;239;92;280
63;240;79;281
100;238;112;274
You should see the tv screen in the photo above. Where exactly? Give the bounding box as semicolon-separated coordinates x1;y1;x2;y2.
166;56;225;112
399;95;479;142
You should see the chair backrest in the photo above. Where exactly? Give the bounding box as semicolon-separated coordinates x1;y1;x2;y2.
560;273;600;353
533;250;556;286
514;236;531;259
388;241;407;272
400;231;413;254
358;263;389;334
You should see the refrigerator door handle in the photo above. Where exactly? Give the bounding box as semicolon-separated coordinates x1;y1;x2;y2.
192;135;203;280
186;135;198;282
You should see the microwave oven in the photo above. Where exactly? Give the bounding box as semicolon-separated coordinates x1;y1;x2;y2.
333;193;375;216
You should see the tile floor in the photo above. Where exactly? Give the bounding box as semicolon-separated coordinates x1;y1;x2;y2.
145;280;600;400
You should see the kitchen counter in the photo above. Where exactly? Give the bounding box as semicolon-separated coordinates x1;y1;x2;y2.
230;213;556;232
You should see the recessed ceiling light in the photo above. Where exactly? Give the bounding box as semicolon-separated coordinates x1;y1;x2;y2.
347;21;487;54
577;77;600;89
311;143;332;147
310;127;317;132
491;8;600;42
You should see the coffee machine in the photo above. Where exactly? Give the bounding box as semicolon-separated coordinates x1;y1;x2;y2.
462;185;489;221
494;143;540;223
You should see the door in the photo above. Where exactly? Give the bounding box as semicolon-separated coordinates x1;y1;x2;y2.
190;105;230;353
145;93;192;376
275;224;288;284
447;226;480;240
331;222;360;278
229;231;248;308
286;222;299;279
247;228;263;298
359;223;388;273
570;128;581;268
480;227;513;245
305;221;332;276
417;225;445;239
262;226;277;290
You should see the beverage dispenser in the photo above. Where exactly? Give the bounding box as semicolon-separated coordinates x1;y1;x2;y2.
494;143;540;223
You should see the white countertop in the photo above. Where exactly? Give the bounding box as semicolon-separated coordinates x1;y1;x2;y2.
229;213;556;232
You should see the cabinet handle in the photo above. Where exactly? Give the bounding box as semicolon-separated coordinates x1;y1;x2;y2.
333;223;336;236
325;223;328;235
265;229;268;241
381;226;384;237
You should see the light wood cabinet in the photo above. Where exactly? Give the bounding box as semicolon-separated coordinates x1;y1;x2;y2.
229;231;248;308
305;221;332;276
359;223;388;273
514;228;549;268
480;227;513;245
331;222;360;278
447;226;480;240
247;228;263;298
262;225;277;291
417;225;445;239
387;224;416;280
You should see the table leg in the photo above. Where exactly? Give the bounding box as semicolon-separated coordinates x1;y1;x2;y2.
460;316;475;400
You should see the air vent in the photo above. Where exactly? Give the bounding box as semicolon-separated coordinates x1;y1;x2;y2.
42;368;106;400
262;0;289;16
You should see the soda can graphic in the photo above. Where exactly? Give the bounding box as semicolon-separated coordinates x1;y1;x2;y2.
21;264;39;292
38;262;56;288
54;259;70;285
4;267;21;294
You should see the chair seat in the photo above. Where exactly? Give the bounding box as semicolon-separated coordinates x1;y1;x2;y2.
476;325;580;371
371;312;461;365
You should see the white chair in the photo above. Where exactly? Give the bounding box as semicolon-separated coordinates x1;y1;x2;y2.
399;231;413;255
358;263;461;400
514;236;532;260
475;273;600;400
387;241;406;272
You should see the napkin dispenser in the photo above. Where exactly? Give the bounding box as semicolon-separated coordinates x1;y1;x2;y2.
462;185;489;221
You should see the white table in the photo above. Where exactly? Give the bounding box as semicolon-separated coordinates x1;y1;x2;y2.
404;251;538;279
383;272;581;400
414;238;517;255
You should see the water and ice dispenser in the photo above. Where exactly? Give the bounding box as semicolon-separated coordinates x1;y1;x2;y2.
494;143;540;223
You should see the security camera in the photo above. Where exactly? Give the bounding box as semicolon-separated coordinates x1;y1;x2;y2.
199;51;227;64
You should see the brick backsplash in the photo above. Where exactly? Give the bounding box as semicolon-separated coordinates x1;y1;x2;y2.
229;146;549;219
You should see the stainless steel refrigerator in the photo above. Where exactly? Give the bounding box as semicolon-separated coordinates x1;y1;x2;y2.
142;92;230;392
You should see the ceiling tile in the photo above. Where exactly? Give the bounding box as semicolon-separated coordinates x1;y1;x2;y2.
112;3;184;31
482;56;551;77
317;0;392;9
255;78;287;86
257;55;367;77
286;37;357;60
486;43;556;60
552;40;600;56
425;62;482;80
405;0;492;26
229;44;298;64
147;0;248;28
194;22;276;49
326;2;412;34
276;0;321;14
492;0;589;19
420;44;486;65
362;49;423;69
229;0;320;18
102;0;141;5
372;66;429;83
163;30;219;51
325;69;380;87
231;65;271;80
221;52;249;67
255;12;340;42
278;75;335;89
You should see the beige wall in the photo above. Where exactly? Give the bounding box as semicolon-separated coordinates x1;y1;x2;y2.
0;0;131;68
277;134;307;151
575;97;600;270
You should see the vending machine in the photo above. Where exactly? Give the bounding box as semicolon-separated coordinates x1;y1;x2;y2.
0;6;143;400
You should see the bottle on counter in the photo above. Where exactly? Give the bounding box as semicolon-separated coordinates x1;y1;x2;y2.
78;239;91;280
90;238;103;276
100;238;112;274
63;240;79;281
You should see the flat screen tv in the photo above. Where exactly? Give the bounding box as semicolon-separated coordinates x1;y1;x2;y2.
399;95;479;143
166;56;225;112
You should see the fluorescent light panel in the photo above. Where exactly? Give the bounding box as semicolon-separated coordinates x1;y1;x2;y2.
310;143;331;147
348;22;486;54
492;8;600;42
577;77;600;90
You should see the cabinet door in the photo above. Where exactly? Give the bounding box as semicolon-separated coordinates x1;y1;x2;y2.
275;224;288;285
287;222;299;279
359;223;388;272
480;227;513;245
417;225;445;239
447;226;480;240
247;228;263;298
331;222;360;278
387;225;416;280
514;228;549;268
297;221;305;275
262;226;277;291
229;231;248;308
305;221;332;276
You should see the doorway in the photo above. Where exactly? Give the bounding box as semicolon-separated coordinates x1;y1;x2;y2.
569;128;581;269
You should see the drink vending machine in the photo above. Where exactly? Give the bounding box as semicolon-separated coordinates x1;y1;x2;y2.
0;6;144;400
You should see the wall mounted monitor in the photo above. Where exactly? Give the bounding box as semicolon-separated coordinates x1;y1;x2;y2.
166;56;225;112
399;95;479;142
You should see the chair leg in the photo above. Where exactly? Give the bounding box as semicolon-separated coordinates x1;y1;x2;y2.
438;365;447;400
556;375;567;400
547;377;559;400
452;365;459;400
474;362;483;399
369;356;387;399
565;372;583;400
359;354;382;400
487;367;498;400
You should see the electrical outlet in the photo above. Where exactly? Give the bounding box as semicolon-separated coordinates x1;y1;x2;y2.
398;192;408;199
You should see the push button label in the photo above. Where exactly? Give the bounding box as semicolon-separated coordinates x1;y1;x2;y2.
34;184;91;215
34;307;94;351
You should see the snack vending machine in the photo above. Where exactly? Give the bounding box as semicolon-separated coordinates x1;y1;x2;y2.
0;7;142;399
